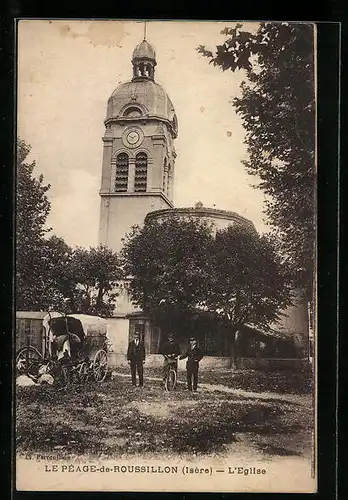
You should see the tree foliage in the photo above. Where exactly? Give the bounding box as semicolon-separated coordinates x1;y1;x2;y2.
122;217;214;331
122;217;291;336
55;245;123;317
35;235;73;312
206;225;292;329
16;139;122;316
198;22;315;298
16;139;53;309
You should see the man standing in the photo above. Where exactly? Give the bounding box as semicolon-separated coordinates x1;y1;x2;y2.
180;336;204;392
127;331;145;387
160;333;181;383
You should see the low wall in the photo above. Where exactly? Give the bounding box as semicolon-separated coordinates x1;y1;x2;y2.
108;354;230;370
108;354;174;369
238;357;311;372
197;357;231;370
107;354;310;372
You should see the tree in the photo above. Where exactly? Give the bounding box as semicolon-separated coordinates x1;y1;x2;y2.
38;235;73;311
16;139;122;316
122;217;291;359
198;22;315;300
122;217;214;332
16;139;52;309
55;245;123;317
204;225;292;367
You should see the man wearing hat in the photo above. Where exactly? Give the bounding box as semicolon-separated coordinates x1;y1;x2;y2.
160;333;181;383
127;330;145;387
180;336;204;391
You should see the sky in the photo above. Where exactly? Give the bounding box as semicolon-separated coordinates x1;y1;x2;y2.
18;20;267;248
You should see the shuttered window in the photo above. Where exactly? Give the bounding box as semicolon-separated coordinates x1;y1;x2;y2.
134;153;147;192
115;153;129;192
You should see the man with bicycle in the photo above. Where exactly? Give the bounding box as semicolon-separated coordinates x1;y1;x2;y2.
160;333;181;384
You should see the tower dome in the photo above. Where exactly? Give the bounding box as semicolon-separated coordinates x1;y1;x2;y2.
105;38;178;137
105;81;178;137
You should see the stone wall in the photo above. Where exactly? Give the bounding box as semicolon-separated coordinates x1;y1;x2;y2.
106;317;129;355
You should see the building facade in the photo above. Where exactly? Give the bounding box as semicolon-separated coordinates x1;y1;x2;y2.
98;38;310;369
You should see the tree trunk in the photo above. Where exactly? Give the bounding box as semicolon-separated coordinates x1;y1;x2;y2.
95;286;104;314
229;294;242;371
67;292;77;313
229;325;238;371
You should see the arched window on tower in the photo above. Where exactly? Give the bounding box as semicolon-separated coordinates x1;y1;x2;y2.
134;153;148;192
139;62;145;77
123;106;142;118
115;153;129;192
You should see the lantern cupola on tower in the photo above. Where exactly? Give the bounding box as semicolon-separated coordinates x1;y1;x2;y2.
132;39;157;81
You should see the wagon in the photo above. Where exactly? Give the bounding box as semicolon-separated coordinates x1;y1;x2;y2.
16;312;109;383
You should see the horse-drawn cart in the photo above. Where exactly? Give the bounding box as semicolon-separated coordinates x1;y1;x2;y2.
16;312;109;384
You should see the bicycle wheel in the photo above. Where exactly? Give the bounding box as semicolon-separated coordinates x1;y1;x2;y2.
93;349;108;383
165;369;177;391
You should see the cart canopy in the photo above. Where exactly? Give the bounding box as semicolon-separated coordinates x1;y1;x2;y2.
42;313;107;341
68;314;107;337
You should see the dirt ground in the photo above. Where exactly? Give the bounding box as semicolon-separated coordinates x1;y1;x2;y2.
16;369;314;463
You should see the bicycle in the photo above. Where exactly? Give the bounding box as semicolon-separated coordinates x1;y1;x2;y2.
164;356;179;391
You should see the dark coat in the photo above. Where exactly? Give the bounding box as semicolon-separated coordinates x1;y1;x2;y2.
180;346;204;367
160;341;181;357
127;340;145;362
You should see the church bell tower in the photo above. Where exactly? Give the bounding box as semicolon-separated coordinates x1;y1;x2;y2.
99;37;178;253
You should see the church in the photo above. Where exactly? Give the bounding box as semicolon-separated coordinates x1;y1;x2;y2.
97;37;311;370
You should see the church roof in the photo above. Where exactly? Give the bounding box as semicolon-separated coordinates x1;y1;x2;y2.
145;207;257;233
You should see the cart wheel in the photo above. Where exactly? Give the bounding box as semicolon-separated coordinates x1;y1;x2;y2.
45;360;56;375
60;364;70;385
16;347;43;376
78;361;89;383
93;350;108;382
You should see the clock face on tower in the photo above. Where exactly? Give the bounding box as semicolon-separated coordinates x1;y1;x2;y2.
122;127;144;148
